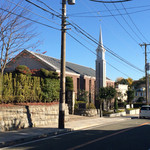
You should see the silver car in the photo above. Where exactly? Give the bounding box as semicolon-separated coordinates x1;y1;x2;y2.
139;105;150;119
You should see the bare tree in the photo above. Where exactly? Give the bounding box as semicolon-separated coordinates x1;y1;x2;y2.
0;0;37;75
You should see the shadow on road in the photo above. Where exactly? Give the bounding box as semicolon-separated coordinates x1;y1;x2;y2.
2;121;150;150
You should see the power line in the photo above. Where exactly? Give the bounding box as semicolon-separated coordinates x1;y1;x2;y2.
90;0;131;3
121;2;150;43
0;7;61;31
71;28;143;74
103;3;139;45
36;0;61;16
68;4;150;16
67;32;130;77
25;0;61;18
12;0;144;73
6;0;61;26
112;2;143;42
69;21;144;73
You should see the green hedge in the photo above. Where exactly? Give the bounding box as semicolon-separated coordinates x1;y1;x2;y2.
41;78;60;102
1;73;60;103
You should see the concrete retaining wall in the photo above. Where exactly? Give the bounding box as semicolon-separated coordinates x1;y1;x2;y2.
74;109;97;117
0;103;69;131
107;111;126;117
126;109;139;115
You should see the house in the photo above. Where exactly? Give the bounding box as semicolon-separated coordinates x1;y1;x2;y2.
133;83;146;103
5;49;115;103
115;84;128;102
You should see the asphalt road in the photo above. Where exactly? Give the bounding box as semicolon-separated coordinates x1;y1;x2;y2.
2;118;150;150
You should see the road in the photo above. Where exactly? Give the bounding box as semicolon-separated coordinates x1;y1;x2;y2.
2;118;150;150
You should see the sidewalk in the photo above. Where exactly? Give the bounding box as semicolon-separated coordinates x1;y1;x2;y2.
0;115;136;148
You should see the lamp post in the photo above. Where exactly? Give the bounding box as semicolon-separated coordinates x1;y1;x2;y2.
59;0;75;129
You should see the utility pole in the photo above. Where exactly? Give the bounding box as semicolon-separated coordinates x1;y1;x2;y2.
140;43;150;105
59;0;67;129
59;0;75;129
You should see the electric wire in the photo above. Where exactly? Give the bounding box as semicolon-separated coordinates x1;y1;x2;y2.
112;2;143;42
25;0;61;18
71;29;141;72
90;0;131;3
0;7;61;31
67;32;130;77
36;0;61;16
103;3;139;45
68;4;150;16
68;20;144;73
121;2;150;43
16;0;145;73
67;9;150;17
6;0;61;26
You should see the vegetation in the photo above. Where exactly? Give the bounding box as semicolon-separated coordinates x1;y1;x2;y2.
99;86;117;111
15;65;32;76
127;88;135;106
66;76;73;91
114;98;118;111
42;78;60;102
74;100;96;110
74;101;86;110
77;90;88;103
0;0;37;75
137;97;144;103
0;66;60;104
115;77;133;87
40;68;59;79
86;103;96;109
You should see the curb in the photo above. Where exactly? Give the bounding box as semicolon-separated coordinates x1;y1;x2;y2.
0;128;72;148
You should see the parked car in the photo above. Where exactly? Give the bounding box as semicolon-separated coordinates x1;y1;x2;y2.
139;105;150;119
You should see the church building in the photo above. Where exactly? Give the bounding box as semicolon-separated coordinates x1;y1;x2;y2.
5;27;114;103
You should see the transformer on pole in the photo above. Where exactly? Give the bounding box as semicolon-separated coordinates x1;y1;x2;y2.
68;0;75;5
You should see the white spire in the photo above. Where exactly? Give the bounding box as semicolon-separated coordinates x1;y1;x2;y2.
99;26;103;48
96;26;105;60
95;26;106;90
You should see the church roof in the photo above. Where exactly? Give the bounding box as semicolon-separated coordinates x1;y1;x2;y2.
26;50;96;77
8;49;112;81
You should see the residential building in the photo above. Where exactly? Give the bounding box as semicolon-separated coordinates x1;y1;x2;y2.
115;84;128;102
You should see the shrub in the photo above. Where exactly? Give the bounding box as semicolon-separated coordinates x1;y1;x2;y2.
1;71;59;104
86;103;96;109
15;65;32;76
66;76;73;91
114;98;118;110
40;68;59;79
41;68;49;77
137;97;144;103
77;90;88;103
42;78;60;102
2;73;14;103
74;101;86;110
51;71;59;79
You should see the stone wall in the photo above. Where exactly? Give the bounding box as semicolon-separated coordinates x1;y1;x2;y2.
74;109;97;117
0;103;69;131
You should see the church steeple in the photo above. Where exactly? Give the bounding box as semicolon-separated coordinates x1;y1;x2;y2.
96;26;106;92
96;27;105;61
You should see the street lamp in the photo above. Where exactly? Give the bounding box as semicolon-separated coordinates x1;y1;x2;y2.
59;0;75;129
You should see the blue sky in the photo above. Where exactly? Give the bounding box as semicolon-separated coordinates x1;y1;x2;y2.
5;0;150;81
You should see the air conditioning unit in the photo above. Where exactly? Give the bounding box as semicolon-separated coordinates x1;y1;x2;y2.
68;0;75;5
